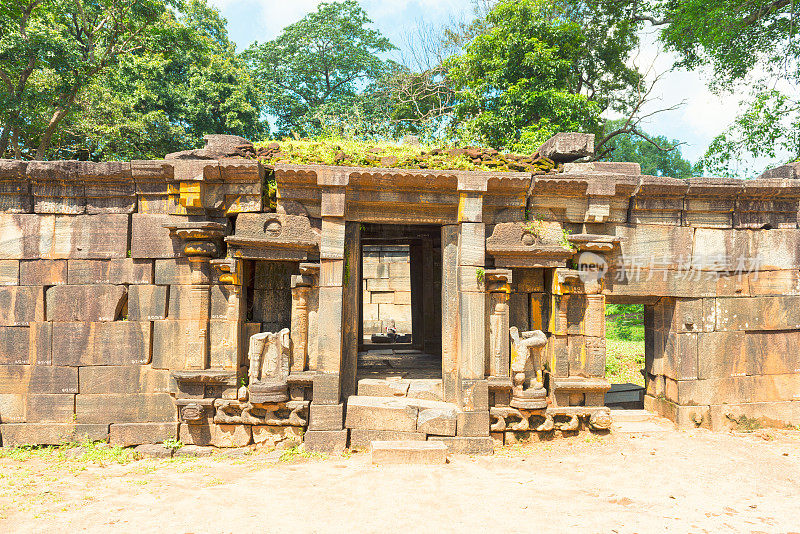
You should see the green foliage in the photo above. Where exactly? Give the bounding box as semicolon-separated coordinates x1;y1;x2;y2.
559;228;575;251
605;339;645;386
649;0;800;174
447;0;642;150
0;0;265;160
605;304;644;341
162;438;183;451
279;445;327;462
244;0;395;137
600;120;693;178
476;267;485;284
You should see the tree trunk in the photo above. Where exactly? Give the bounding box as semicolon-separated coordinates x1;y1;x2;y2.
35;87;79;160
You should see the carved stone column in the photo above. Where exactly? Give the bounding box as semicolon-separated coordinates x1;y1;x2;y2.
290;270;314;373
485;269;512;378
165;221;225;370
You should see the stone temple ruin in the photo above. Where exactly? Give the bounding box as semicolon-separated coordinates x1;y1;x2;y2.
0;132;799;453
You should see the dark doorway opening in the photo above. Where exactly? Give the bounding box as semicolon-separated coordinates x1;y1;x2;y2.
357;223;442;379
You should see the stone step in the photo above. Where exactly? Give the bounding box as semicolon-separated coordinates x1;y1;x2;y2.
357;378;443;401
612;409;674;433
609;409;654;423
371;440;448;465
345;395;458;436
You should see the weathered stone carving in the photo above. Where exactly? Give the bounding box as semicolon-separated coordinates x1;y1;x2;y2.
509;327;548;410
248;329;291;403
213;399;309;426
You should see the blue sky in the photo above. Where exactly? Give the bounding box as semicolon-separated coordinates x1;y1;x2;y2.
209;0;757;169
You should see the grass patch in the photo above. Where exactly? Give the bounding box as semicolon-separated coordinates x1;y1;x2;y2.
605;339;645;386
278;445;327;463
0;439;136;465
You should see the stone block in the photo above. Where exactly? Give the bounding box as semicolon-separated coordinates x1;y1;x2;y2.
407;380;443;402
348;429;426;451
458;192;483;223
76;393;176;424
210;284;238;320
130;213;184;259
427;436;494;455
708;401;800;431
312;373;340;404
615;225;694;271
209;319;240;370
512;268;544;293
459;292;485;379
0;286;44;326
151;320;190;370
357;378;409;397
52;214;129;259
26;394;75;422
0;423;108;447
748;270;800;295
251;425;304;447
308;403;344;431
316;286;343;371
252;288;291;325
67;258;152;285
715;296;800;331
371;440;447;464
155;258;201;285
52;321;151;366
0;393;25;423
109;422;178;446
696;331;758;379
79;366;171;394
303;429;348;454
461;379;489;411
127;284;168;321
46;284;126;322
178;423;212;446
662;332;699;380
345;396;418;432
0;260;19;285
675;374;800;405
643;395;708;430
417;406;457;436
370;291;395;304
458;222;485;267
538;132;594;162
134;443;173;458
0;365;77;394
320;217;345;260
19;260;67;285
211;424;252;447
457;411;490;437
0;327;31;365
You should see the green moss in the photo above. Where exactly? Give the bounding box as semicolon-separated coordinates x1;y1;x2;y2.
252;137;559;173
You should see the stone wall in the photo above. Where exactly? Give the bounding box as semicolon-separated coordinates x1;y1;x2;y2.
361;245;412;336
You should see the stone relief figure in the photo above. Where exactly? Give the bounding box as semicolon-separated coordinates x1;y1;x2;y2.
247;329;291;403
509;327;548;410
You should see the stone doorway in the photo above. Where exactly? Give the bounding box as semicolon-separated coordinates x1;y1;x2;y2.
603;296;650;410
357;223;442;380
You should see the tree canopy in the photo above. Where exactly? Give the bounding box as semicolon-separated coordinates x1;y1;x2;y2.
243;0;395;137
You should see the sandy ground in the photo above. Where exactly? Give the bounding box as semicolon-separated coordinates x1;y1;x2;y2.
1;427;799;534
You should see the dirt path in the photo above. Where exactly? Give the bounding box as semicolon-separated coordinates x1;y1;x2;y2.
2;428;799;533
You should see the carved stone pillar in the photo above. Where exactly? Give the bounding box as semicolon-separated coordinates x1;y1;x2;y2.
290;269;313;374
165;221;225;369
485;269;512;378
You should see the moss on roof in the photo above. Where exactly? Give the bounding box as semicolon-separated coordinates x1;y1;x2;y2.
242;138;562;174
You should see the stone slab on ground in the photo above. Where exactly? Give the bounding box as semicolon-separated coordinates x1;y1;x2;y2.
308;403;344;431
0;423;108;447
348;429;426;451
303;429;348;454
173;445;214;457
109;422;178;447
134;443;173;459
370;440;447;465
428;436;494;455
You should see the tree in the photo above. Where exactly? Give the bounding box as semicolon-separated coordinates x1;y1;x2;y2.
57;0;265;160
0;0;265;161
600;120;693;178
446;0;645;151
243;0;395;137
0;0;173;159
632;0;800;175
